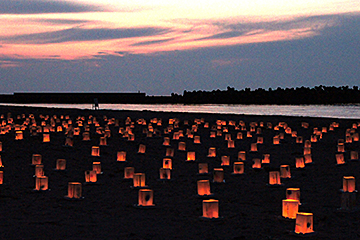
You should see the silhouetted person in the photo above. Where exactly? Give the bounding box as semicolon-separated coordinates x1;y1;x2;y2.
93;98;99;110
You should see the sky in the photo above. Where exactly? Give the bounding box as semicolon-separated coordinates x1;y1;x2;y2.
0;0;359;95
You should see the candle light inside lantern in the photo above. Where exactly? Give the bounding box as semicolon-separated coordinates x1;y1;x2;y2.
280;165;291;178
133;173;146;187
286;188;300;202
213;168;224;183
295;157;305;168
269;171;281;185
32;154;42;165
43;133;50;142
197;180;211;196
336;153;345;165
207;147;216;157
138;144;146;154
56;159;66;170
91;146;100;157
252;158;261;169
35;176;48;191
163;158;172;169
187;151;196;161
221;156;230;166
159;168;171;180
34;164;44;177
15;131;23;140
238;151;246;161
92;162;102;174
198;163;208;174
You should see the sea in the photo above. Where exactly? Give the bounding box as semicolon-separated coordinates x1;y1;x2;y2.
2;103;360;120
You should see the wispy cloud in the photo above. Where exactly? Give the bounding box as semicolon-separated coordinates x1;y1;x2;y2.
0;0;105;14
131;38;176;46
0;26;171;44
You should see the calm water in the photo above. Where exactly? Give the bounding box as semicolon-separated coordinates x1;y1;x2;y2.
2;103;360;119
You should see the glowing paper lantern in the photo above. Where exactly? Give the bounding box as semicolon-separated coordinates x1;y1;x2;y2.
336;153;345;165
43;133;50;142
34;164;44;177
187;151;196;161
133;173;146;187
163;158;172;169
56;159;66;170
34;176;48;191
138;144;146;154
15;131;23;140
282;199;299;219
198;163;209;174
159;168;171;180
91;146;100;157
213;168;224;183
92;162;102;174
207;147;216;157
262;154;270;164
227;140;235;148
221;156;230;166
165;148;174;157
269;171;281;185
0;171;3;184
273;136;280;145
85;170;97;183
238;151;246;161
233;162;244;174
163;137;170;146
32;154;42;165
252;158;261;169
286;188;300;202
194;136;201;144
197;180;211;196
337;145;345;153
202;199;219;219
137;189;155;207
178;142;186;151
66;182;82;199
343;176;356;192
296;136;303;144
295;157;305;168
350;151;358;160
124;167;134;179
280;165;291;178
82;132;90;141
304;154;312;164
295;212;314;234
117;151;126;162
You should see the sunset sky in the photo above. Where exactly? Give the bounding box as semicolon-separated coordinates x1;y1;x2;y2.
0;0;359;95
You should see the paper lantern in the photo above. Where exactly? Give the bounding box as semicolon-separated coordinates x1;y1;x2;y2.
273;136;280;145
337;144;345;153
304;154;312;164
133;173;146;187
210;131;216;138
233;162;244;174
350;151;358;160
165;148;174;157
163;158;172;169
336;153;345;165
353;133;359;141
252;158;261;169
163;137;170;146
269;171;281;185
282;199;299;219
92;162;102;174
32;154;42;165
247;131;252;138
237;132;243;139
81;132;90;141
0;171;3;184
198;163;209;174
99;137;107;146
124;167;134;179
291;131;297;137
197;180;211;196
238;151;246;161
117;151;126;162
172;132;180;140
178;142;186;151
85;170;97;183
295;157;305;168
34;176;48;191
66;182;82;199
56;159;66;170
207;147;216;157
202;199;219;219
286;188;300;202
227;140;235;148
0;155;3;167
159;168;171;180
343;176;356;192
65;137;73;147
138;144;146;154
0;142;2;152
280;165;291;178
187;151;196;161
15;131;23;140
221;156;230;166
256;136;263;144
296;136;303;144
43;133;50;142
91;146;100;156
137;189;155;207
262;154;270;164
213;168;224;183
194;135;201;144
295;212;314;234
34;164;44;177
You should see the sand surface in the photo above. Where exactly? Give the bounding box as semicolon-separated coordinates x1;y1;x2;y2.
0;105;359;239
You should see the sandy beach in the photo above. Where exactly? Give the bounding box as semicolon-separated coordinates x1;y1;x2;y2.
0;105;359;239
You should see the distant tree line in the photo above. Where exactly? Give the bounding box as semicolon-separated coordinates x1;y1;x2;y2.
172;85;360;104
